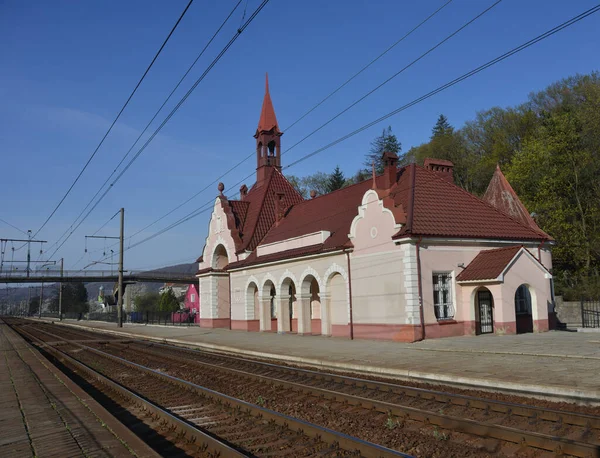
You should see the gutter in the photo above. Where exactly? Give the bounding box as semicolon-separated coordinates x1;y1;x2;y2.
345;250;354;340
415;236;425;342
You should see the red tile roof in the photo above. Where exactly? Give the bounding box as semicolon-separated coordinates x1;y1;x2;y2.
209;162;551;270
455;246;522;282
483;164;549;236
228;167;304;253
256;73;279;133
394;164;551;241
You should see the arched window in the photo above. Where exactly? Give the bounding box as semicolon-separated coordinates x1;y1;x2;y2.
515;285;532;315
267;140;276;156
270;285;276;318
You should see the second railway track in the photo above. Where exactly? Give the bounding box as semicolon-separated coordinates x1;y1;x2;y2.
8;319;411;458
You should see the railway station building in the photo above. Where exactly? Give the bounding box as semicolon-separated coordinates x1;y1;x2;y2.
196;77;554;341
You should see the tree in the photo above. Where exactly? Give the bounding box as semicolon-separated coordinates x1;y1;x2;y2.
327;166;346;192
365;126;401;173
134;292;160;312
48;282;88;313
158;288;180;312
286;172;330;198
431;114;453;138
28;295;40;316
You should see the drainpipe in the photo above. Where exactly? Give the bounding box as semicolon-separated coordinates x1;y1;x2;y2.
537;240;545;263
345;250;354;340
415;236;426;342
228;273;232;330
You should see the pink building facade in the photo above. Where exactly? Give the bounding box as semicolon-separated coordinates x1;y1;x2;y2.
184;284;199;315
195;77;554;341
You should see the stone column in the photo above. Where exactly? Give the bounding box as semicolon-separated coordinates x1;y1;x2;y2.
278;294;291;333
297;293;312;335
320;292;331;336
260;296;271;331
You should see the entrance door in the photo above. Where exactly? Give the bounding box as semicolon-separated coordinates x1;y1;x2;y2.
477;290;494;334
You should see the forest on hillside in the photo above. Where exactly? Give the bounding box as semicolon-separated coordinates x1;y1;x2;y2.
290;72;600;299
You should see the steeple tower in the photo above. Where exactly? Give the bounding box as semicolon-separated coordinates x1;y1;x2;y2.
255;73;283;184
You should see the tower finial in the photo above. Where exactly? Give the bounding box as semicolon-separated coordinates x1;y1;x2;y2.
265;72;269;94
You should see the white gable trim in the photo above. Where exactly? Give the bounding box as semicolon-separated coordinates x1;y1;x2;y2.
456;247;552;284
348;189;401;240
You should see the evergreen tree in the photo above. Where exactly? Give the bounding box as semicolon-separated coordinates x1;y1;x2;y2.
327;166;346;192
28;295;40;316
431;114;453;138
159;288;180;312
364;126;401;173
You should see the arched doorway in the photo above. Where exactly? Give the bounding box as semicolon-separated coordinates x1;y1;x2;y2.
300;275;321;335
326;272;347;337
515;284;533;334
246;282;259;321
210;244;230;324
475;287;494;335
280;278;296;333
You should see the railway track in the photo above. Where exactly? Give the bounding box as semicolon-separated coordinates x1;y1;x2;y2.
18;320;600;458
8;319;411;458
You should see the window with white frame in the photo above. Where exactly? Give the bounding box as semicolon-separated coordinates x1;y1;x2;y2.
432;272;454;320
191;294;195;302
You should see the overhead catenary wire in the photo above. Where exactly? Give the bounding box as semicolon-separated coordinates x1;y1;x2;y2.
285;0;455;131
0;218;28;235
92;2;600;262
47;1;244;255
116;0;461;242
46;0;271;262
101;0;504;253
34;0;195;240
281;0;503;159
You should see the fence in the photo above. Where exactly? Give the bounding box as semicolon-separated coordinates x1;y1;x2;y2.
582;299;600;328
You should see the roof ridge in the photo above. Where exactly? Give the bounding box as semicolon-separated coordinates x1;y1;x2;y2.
416;165;549;240
283;165;409;206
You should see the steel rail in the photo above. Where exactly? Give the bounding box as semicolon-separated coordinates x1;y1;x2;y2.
23;322;600;457
145;339;600;429
11;324;249;458
105;339;600;458
13;323;412;458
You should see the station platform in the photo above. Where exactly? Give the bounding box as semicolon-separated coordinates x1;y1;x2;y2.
34;318;600;404
0;321;157;458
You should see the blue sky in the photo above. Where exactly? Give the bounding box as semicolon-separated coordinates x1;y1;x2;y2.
1;0;598;272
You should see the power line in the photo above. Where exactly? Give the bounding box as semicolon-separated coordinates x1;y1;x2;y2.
285;0;454;131
114;1;459;241
281;0;502;159
100;2;600;258
34;0;195;239
91;210;121;237
48;1;244;254
0;218;28;235
285;3;600;169
46;0;270;261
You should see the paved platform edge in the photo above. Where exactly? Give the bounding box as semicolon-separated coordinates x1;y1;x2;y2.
6;321;159;458
38;319;600;404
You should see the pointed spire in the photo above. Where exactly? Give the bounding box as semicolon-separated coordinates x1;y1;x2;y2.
257;72;279;133
483;164;541;231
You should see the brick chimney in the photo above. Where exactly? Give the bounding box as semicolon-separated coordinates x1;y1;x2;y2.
240;184;248;200
424;158;454;183
382;151;399;188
